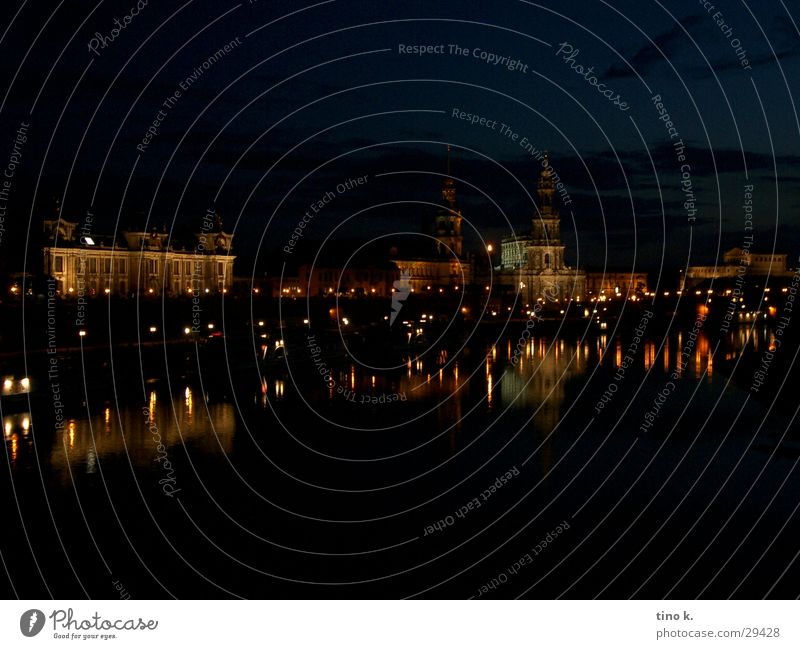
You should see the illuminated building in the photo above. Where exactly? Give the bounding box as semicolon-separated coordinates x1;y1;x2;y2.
684;247;795;288
390;146;472;292
42;214;235;297
299;262;398;298
498;154;586;301
584;271;648;298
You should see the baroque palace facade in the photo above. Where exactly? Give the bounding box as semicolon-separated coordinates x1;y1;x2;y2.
684;247;795;288
42;213;235;297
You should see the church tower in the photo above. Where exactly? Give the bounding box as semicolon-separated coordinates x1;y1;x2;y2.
434;145;463;257
529;153;565;272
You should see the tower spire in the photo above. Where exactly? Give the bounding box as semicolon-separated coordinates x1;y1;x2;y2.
441;145;456;209
537;152;556;216
434;144;462;256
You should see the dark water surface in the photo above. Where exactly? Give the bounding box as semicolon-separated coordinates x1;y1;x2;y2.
3;324;799;599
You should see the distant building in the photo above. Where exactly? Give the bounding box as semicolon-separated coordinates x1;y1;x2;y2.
684;247;795;288
585;270;648;298
267;273;303;299
264;248;399;298
42;213;235;297
299;262;398;298
390;147;472;294
497;154;586;301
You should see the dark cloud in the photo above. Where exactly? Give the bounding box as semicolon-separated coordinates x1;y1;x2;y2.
607;12;800;81
604;14;705;80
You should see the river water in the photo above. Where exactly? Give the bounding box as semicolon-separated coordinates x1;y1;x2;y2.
3;323;799;598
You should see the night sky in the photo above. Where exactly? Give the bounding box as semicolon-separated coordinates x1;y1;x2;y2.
1;0;799;277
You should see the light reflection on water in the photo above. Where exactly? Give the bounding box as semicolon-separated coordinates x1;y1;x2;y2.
3;327;771;480
269;328;758;440
3;412;33;465
40;387;237;484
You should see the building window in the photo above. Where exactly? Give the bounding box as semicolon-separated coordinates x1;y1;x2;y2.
89;258;98;274
184;261;191;274
544;253;551;269
54;256;64;273
103;258;111;274
117;259;127;273
174;261;180;276
217;262;224;276
148;259;157;274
